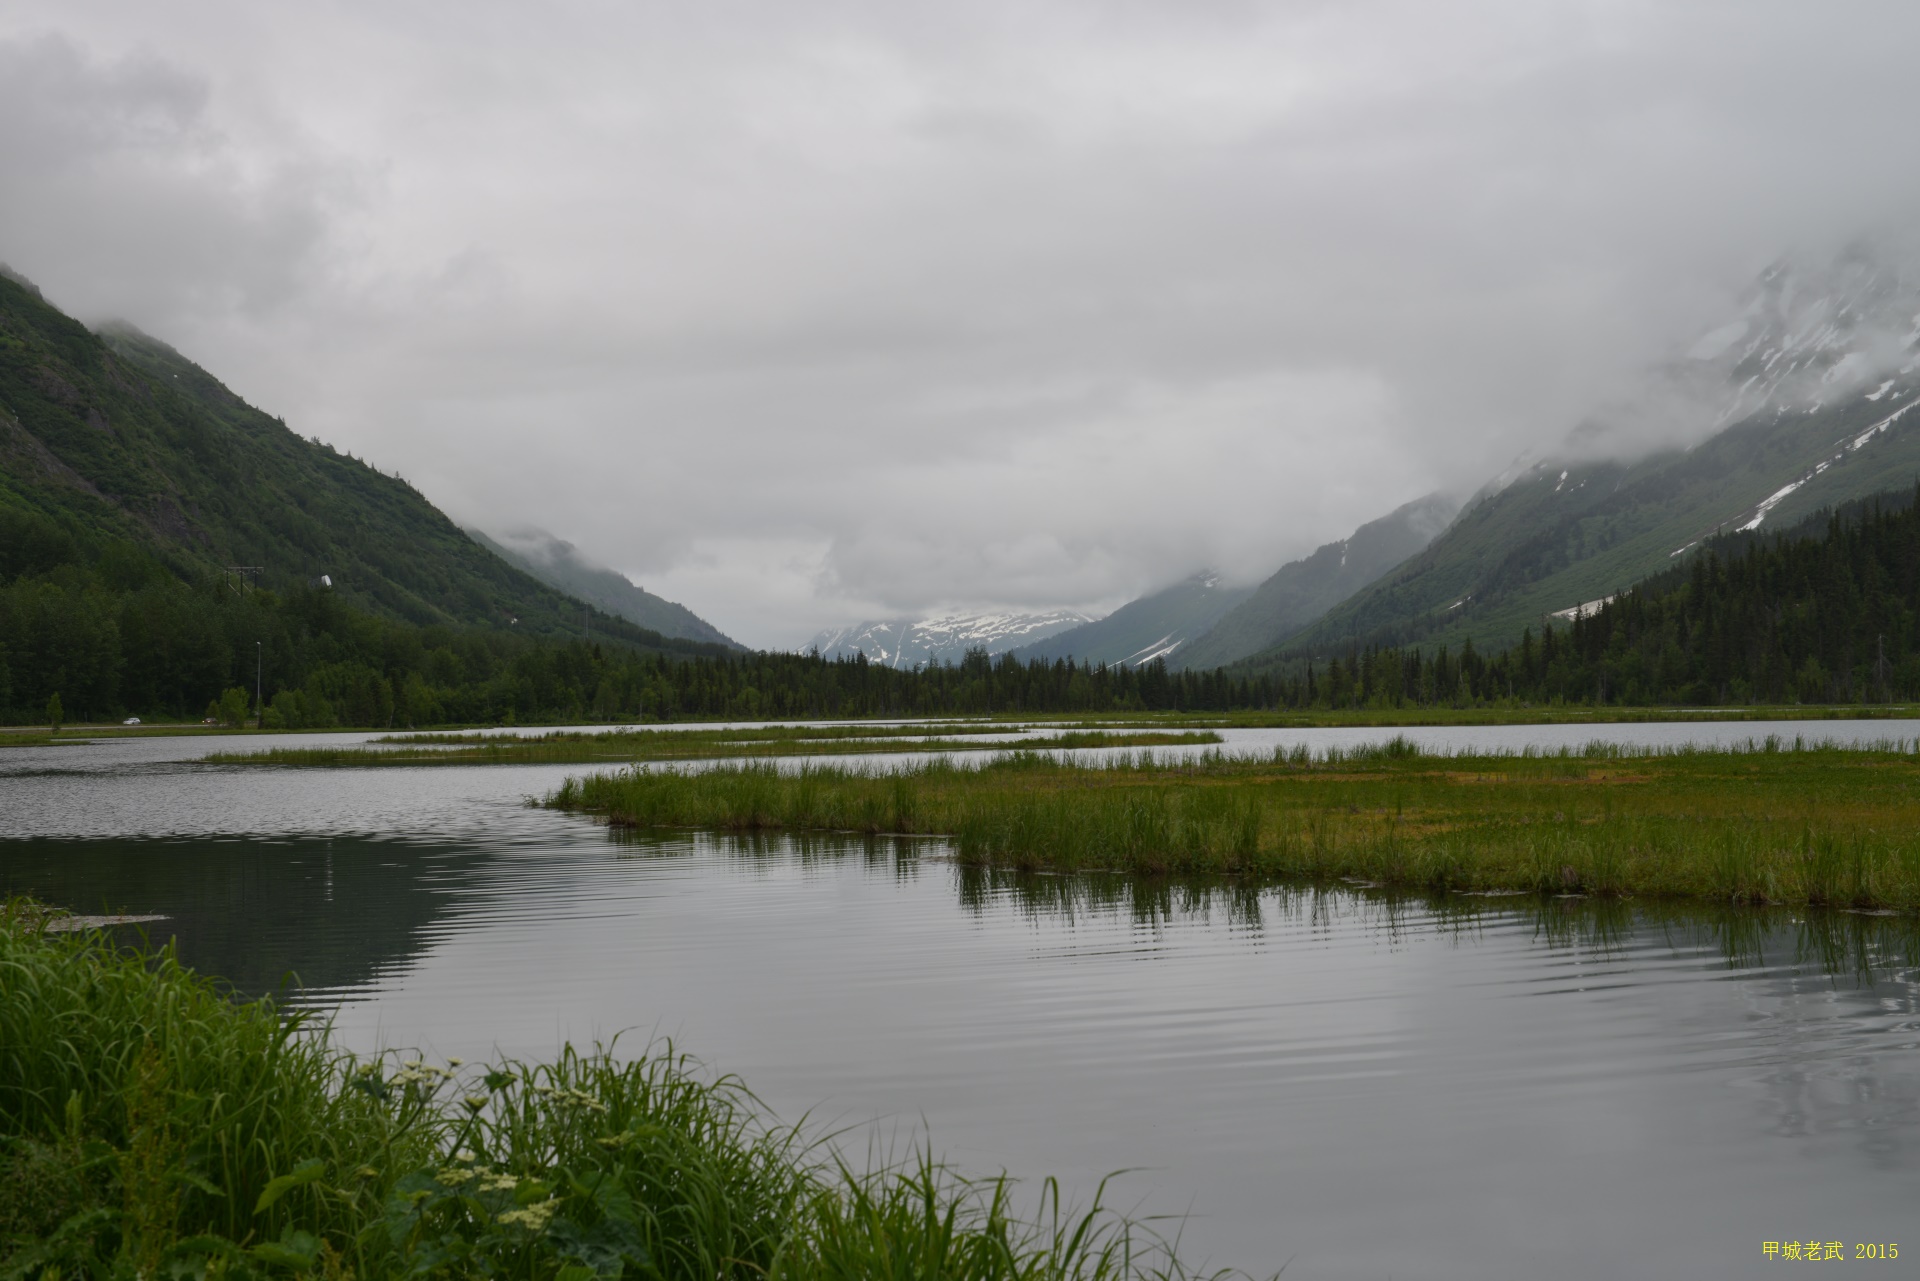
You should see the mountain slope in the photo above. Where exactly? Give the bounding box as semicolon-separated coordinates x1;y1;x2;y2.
809;611;1093;667
1305;482;1920;709
1250;244;1920;668
1008;573;1252;667
469;527;739;648
0;267;716;653
1174;493;1459;670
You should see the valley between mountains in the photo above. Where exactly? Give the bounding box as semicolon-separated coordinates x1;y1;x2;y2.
7;242;1920;725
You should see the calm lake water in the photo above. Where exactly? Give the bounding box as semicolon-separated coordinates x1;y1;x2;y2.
4;722;1919;1279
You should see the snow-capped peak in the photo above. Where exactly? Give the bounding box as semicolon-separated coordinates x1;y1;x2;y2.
806;609;1097;667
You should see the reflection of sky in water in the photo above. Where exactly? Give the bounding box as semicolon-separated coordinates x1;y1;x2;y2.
10;717;1920;841
3;728;1918;1279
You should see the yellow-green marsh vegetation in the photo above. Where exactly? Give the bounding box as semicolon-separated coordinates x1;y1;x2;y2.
204;724;1221;767
546;739;1920;911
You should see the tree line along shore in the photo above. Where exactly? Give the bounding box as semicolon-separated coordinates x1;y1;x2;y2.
11;486;1920;728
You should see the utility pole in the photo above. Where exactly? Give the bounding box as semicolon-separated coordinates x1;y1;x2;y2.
256;642;263;730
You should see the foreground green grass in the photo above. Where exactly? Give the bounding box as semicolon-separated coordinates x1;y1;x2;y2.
0;908;1236;1280
205;726;1221;768
546;742;1920;911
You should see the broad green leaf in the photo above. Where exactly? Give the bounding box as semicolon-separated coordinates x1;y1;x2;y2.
253;1158;326;1214
251;1227;321;1270
551;1215;649;1278
176;1169;227;1198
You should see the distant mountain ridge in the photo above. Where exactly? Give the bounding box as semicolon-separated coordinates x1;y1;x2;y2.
810;610;1094;667
1008;573;1252;667
469;527;739;648
1172;492;1459;670
1243;241;1920;670
0;266;723;655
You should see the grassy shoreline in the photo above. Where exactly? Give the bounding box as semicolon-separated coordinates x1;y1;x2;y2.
545;742;1920;912
18;701;1920;746
204;726;1223;768
0;906;1237;1280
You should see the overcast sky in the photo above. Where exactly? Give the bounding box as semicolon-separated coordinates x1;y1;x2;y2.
5;2;1920;647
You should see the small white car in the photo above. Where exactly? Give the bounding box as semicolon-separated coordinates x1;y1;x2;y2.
122;717;141;725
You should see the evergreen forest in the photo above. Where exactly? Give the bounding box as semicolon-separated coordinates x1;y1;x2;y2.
10;483;1920;725
0;520;1278;725
1282;485;1920;710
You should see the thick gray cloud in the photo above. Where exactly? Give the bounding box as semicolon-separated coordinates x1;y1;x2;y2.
5;2;1920;646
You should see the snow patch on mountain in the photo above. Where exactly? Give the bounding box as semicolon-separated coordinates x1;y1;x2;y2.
1704;249;1920;431
1480;240;1920;507
1727;393;1920;533
808;610;1097;667
1550;595;1616;622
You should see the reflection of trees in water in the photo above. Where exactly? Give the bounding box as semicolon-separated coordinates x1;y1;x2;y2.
0;835;491;998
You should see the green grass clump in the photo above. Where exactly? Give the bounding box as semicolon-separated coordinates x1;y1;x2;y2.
546;741;1920;911
0;906;1234;1280
0;908;417;1277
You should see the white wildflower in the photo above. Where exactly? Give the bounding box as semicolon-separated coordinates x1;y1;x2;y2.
497;1202;556;1230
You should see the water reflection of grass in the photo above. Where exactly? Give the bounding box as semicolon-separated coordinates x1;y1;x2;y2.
620;830;1920;980
0;905;1248;1280
205;724;1222;767
554;740;1920;911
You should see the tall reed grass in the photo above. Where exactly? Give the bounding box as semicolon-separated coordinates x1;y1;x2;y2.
547;742;1920;911
0;906;1236;1280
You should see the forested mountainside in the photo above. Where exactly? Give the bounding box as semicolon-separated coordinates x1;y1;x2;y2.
0;266;675;639
1009;573;1251;667
1175;493;1458;670
1254;244;1920;668
1278;484;1920;709
469;527;739;648
0;266;744;725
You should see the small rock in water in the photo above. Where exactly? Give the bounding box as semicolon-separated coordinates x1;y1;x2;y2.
39;913;169;933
